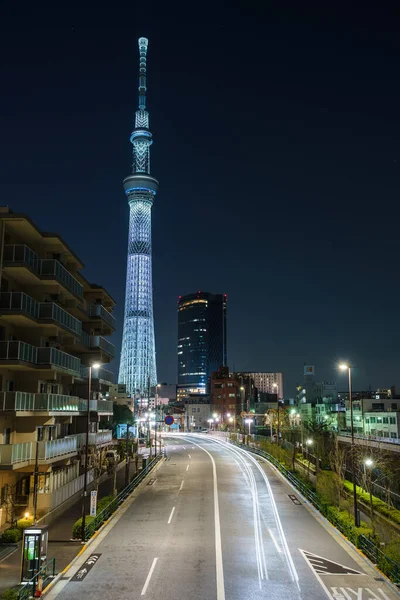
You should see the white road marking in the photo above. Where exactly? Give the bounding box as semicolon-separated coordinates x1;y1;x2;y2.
182;446;186;449
299;549;335;599
141;557;158;595
167;506;176;524
188;454;192;459
182;438;225;600
186;464;190;471
179;480;184;491
268;528;282;553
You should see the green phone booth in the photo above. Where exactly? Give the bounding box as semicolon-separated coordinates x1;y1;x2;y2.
21;525;48;582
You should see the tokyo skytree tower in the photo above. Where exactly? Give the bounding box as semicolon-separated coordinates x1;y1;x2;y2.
118;37;158;396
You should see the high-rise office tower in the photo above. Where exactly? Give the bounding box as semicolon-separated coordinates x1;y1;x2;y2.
119;38;158;396
177;292;227;397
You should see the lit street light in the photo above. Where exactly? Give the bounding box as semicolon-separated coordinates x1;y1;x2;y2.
306;438;313;481
339;363;359;527
245;417;252;436
364;458;374;517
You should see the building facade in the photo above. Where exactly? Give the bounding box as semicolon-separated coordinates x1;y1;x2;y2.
245;372;283;399
184;403;211;431
0;208;115;527
177;292;227;397
210;367;255;417
119;37;158;397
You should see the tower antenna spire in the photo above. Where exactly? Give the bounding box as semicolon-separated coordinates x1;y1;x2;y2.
138;37;148;111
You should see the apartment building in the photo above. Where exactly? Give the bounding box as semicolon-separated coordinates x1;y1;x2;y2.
0;208;116;527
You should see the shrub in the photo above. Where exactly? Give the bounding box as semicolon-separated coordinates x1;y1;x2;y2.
16;517;34;531
97;495;115;511
0;589;19;600
72;517;94;539
343;481;400;526
1;528;22;543
326;506;376;546
316;471;338;506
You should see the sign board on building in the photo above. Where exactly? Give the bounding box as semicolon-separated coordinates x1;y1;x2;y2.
90;490;97;517
304;366;314;376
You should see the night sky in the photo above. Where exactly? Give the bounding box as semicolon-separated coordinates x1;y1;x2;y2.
1;3;400;396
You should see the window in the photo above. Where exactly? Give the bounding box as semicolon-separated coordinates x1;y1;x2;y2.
370;417;376;423
6;380;14;392
391;403;397;410
383;417;388;424
229;393;235;398
391;432;397;438
384;432;389;438
390;417;396;425
365;419;370;424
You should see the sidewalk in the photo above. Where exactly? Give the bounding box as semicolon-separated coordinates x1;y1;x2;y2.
0;458;142;594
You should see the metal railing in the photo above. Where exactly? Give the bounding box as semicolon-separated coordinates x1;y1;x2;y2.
0;442;34;464
0;340;37;363
88;430;113;445
339;431;400;445
0;391;80;412
89;303;116;329
0;291;39;318
79;365;115;384
90;335;115;357
229;437;400;585
38;436;78;460
4;245;83;298
40;259;83;298
39;302;82;336
37;347;81;375
17;558;56;600
84;454;163;540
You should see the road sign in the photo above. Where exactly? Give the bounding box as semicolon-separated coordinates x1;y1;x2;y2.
165;415;174;426
90;490;97;517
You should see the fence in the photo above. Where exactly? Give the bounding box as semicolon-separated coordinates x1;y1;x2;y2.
17;558;56;600
225;436;400;586
84;453;163;540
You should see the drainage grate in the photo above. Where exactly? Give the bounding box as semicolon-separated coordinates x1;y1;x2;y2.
288;494;302;505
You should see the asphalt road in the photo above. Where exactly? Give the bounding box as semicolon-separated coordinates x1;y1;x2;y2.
48;434;400;600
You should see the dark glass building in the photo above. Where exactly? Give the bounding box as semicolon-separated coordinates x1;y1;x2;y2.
177;292;227;397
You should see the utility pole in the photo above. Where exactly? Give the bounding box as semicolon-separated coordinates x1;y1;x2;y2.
125;422;130;488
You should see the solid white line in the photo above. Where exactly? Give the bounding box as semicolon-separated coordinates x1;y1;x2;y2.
299;550;334;600
141;557;158;595
188;454;192;459
179;480;184;491
167;506;176;524
268;528;282;553
182;446;186;450
183;438;225;600
186;464;190;471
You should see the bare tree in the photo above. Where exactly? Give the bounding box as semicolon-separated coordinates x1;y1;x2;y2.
330;435;347;509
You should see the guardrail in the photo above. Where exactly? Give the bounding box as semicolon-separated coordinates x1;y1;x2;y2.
229;438;400;586
17;558;56;600
84;453;163;540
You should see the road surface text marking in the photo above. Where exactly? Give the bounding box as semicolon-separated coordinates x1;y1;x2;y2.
179;480;184;491
71;553;101;582
141;557;158;595
188;454;192;458
330;588;391;600
167;506;176;524
186;464;190;471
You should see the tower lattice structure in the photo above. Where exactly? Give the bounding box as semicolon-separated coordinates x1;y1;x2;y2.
119;37;158;396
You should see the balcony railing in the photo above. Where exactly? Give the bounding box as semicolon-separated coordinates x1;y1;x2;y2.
4;245;83;299
0;341;37;363
0;292;39;318
89;304;116;329
80;330;91;347
88;430;113;445
39;303;82;336
0;442;34;465
79;365;115;384
37;347;81;375
90;335;115;357
37;436;78;461
0;391;81;412
96;399;114;413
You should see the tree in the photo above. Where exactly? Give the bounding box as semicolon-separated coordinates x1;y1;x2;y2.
329;435;347;508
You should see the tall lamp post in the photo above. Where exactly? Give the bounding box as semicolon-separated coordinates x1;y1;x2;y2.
339;363;359;527
273;383;280;445
81;362;100;541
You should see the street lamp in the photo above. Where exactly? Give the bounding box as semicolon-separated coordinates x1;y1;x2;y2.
245;418;252;436
339;363;359;527
364;458;374;516
306;438;313;481
207;418;214;430
81;362;100;541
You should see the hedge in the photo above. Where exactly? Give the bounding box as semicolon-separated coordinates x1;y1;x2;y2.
16;517;34;530
343;481;400;526
72;494;116;538
0;528;22;543
326;505;377;546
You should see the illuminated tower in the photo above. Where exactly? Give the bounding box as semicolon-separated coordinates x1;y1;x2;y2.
119;37;158;396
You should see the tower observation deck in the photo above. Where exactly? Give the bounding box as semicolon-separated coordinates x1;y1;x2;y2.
119;37;158;396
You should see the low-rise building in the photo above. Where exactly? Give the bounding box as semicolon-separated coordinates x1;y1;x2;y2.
184;403;211;431
0;208;116;527
364;412;400;439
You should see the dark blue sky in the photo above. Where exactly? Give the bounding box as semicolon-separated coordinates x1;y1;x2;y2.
1;3;399;396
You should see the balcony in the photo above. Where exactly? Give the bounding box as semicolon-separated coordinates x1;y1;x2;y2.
4;245;83;299
90;335;115;358
0;391;79;412
89;304;116;330
79;365;115;384
0;442;34;466
0;341;37;365
37;436;78;461
88;430;113;446
77;398;113;413
37;347;81;376
39;303;82;336
0;292;39;320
